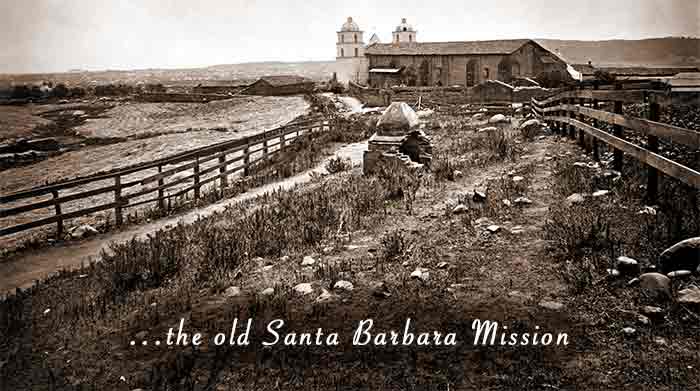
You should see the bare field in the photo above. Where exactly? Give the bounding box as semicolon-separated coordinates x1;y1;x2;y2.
0;95;309;251
0;106;53;141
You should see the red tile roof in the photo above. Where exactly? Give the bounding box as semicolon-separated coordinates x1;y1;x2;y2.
365;39;533;56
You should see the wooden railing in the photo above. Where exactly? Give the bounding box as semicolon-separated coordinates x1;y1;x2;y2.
531;85;700;202
0;116;329;238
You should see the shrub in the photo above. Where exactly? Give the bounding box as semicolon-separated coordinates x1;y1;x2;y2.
325;156;351;173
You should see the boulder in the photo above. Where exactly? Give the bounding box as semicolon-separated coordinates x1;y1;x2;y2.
471;113;485;121
519;119;542;135
260;287;275;296
301;256;316;266
488;114;509;124
452;204;468;215
437;261;449;269
667;270;692;279
592;190;610;197
616;256;641;276
68;224;99;239
513;197;533;205
376;102;419;133
333;280;354;291
678;286;700;305
565;193;586;206
473;190;487;202
223;286;242;297
293;283;314;296
410;268;430;282
658;237;700;274
316;289;336;303
639;273;671;299
486;225;501;233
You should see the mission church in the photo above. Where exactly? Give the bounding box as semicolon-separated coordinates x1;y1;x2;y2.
335;17;570;88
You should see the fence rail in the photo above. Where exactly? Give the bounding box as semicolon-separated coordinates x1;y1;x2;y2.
531;85;700;201
0;116;329;238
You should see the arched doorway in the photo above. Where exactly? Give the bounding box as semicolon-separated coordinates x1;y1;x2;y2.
498;58;513;83
419;60;430;86
466;59;478;87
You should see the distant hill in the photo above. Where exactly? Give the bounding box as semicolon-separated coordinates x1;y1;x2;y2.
1;38;698;87
0;61;337;87
536;37;700;67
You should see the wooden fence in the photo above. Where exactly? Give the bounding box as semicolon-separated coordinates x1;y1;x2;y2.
531;84;700;202
0;116;329;238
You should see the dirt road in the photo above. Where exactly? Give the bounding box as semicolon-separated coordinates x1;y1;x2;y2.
0;142;368;295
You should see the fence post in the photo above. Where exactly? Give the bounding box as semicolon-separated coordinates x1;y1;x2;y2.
52;190;63;239
577;97;585;148
647;93;660;203
568;98;576;139
263;131;269;161
243;141;250;177
592;83;600;162
218;154;228;189
114;175;123;227
157;165;165;211
193;156;200;200
612;84;624;172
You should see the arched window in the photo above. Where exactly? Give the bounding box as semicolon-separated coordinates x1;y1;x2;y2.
354;34;357;43
341;48;344;57
483;67;490;79
354;48;359;57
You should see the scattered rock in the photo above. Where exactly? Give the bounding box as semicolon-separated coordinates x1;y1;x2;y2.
678;286;700;305
471;113;485;121
538;300;564;311
223;286;242;297
658;237;700;274
322;246;333;254
486;225;501;233
592;189;610;197
639;273;671;299
627;277;641;286
636;314;651;326
477;126;498;133
453;170;464;178
616;256;641;276
667;270;692;279
513;197;533;205
437;262;448;269
519;119;541;132
475;217;493;225
653;336;668;346
261;265;274;271
512;176;525;183
502;199;512;207
68;224;99;239
301;256;316;267
410;268;430;282
565;193;586;205
371;282;391;298
293;283;314;296
473;190;487;202
641;306;665;320
606;268;621;278
333;280;354;291
488;114;509;124
315;289;336;303
452;204;468;215
637;206;657;216
622;327;637;336
279;255;290;262
260;288;275;296
510;226;525;235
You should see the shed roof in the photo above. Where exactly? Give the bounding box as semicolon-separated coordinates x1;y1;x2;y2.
256;75;313;87
365;39;533;56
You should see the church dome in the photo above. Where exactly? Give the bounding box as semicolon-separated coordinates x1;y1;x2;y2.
341;17;360;32
394;18;415;32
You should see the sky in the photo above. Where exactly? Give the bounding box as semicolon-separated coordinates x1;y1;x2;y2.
1;0;698;73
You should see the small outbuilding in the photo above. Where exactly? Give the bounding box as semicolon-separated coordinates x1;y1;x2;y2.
244;75;315;96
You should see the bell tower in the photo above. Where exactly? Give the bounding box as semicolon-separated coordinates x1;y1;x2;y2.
335;17;369;84
392;18;417;44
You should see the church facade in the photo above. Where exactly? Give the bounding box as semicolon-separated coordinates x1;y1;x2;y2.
335;17;569;88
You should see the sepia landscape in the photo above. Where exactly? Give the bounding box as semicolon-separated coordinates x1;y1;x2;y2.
1;1;699;390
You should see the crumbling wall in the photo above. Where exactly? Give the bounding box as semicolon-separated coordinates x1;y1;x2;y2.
349;81;391;107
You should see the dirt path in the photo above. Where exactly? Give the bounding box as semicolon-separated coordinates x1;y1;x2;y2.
0;142;368;295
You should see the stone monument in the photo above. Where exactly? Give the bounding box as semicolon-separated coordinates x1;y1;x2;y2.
363;102;433;175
